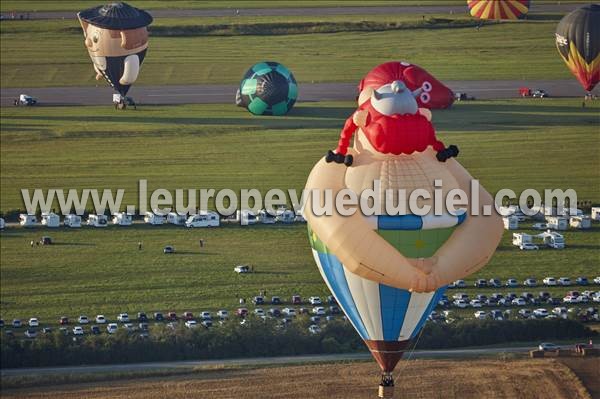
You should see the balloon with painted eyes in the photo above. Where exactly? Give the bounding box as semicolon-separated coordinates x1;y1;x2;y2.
304;61;503;397
77;2;152;97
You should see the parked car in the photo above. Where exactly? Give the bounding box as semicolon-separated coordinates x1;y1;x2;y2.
199;311;212;320
185;320;198;329
268;308;281;317
78;315;89;324
563;295;580;304
490;310;503;320
476;294;488;302
309;316;321;324
234;265;251;274
12;319;22;328
520;243;539;251
532;223;548;230
594;277;600;285
453;280;466;288
518;309;532;318
533;308;549;318
552;307;567;316
538;342;560;351
543;277;557;286
470;300;483;308
95;315;107;324
271;296;282;305
91;325;101;335
312;307;326;315
558;277;572;286
329;305;341;314
327;295;338;305
107;323;118;334
298;307;309;315
254;308;265;317
137;312;148;322
24;329;37;338
42;327;53;334
117;313;130;323
137;323;148;331
59;316;69;325
217;310;229;320
201;320;212;328
523;278;537;287
538;291;551;300
182;311;194;321
453;299;468;309
576;277;589;286
291;295;302;304
252;296;265;305
512;298;527;306
72;326;84;335
474;279;487;288
163;246;175;254
308;325;321;334
452;293;469;301
28;318;39;327
506;278;519;287
474;311;487;320
488;278;502;288
282;308;296;317
167;312;177;321
154;312;164;321
308;296;322;305
236;308;248;318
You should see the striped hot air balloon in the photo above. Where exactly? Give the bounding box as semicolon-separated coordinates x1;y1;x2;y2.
308;212;466;388
467;0;530;20
555;4;600;93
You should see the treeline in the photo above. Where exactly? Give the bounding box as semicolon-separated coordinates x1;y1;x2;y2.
1;318;596;369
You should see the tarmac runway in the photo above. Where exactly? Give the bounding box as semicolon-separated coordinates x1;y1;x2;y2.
0;3;585;20
1;80;595;107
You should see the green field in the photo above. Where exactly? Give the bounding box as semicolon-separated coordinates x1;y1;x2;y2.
1;14;574;88
1;98;599;322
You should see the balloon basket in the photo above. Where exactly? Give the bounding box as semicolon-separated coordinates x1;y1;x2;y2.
378;373;394;398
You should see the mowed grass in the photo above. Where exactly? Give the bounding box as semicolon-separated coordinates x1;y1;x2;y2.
0;99;599;322
0;15;574;87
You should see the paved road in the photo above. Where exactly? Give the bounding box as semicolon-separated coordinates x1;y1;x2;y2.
2;80;595;107
0;346;533;377
0;3;585;20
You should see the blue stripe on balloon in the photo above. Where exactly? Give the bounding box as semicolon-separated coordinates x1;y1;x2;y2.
409;286;447;339
378;215;423;230
379;284;412;341
457;212;467;225
316;252;369;340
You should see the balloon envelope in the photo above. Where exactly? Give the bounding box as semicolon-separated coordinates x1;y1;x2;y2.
237;62;298;116
467;0;530;20
555;4;600;92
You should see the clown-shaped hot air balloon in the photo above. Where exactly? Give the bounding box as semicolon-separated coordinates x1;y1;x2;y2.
78;2;152;107
304;61;503;397
555;4;600;95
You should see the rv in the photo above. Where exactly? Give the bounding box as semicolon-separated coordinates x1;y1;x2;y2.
503;216;518;230
167;212;187;225
87;214;108;227
41;212;60;228
569;216;591;229
258;209;276;224
112;212;132;226
144;212;165;225
540;230;565;249
0;218;5;229
238;210;257;226
276;207;296;224
64;214;82;228
185;211;220;228
592;207;600;221
546;216;568;231
512;232;532;247
19;214;37;227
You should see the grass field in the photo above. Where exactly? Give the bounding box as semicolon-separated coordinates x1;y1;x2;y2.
1;99;599;322
0;358;595;399
0;14;574;87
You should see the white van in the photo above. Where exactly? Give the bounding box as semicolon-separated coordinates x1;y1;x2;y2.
185;211;220;228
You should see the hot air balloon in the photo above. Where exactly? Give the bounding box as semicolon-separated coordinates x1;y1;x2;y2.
235;62;298;115
304;62;503;397
467;0;530;20
77;2;153;107
555;4;600;94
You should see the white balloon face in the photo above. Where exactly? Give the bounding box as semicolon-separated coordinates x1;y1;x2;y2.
371;81;419;116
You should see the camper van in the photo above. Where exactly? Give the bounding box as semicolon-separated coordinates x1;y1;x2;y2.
546;216;568;231
112;212;132;226
591;207;600;221
41;212;60;228
569;216;591;230
258;209;276;224
87;214;108;227
512;232;532;247
167;212;187;225
0;218;5;229
144;212;165;225
185;211;220;228
19;214;37;227
541;231;565;249
64;214;82;228
503;216;518;230
238;210;257;226
276;207;296;224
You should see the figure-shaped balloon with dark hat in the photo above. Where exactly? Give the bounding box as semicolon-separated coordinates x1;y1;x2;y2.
326;61;458;166
77;2;153;109
304;61;503;398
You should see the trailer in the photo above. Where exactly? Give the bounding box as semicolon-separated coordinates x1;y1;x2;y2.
87;214;108;227
570;216;591;229
41;212;60;228
592;207;600;221
167;212;187;225
546;216;568;231
19;214;37;227
64;214;82;228
238;209;257;226
258;209;276;224
144;212;165;225
276;207;296;224
503;216;519;230
112;212;132;226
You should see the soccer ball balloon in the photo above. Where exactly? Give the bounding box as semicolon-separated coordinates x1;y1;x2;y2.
236;62;298;116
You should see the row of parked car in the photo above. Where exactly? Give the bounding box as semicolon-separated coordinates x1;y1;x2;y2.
443;289;600;309
449;276;600;289
430;306;599;323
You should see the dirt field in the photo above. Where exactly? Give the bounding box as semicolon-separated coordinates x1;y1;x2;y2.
560;358;600;399
1;358;596;399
